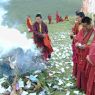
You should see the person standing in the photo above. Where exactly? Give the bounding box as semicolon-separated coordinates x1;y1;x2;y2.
33;14;53;61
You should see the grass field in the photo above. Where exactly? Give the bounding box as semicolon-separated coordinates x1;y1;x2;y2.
17;17;85;95
2;0;82;26
0;0;86;94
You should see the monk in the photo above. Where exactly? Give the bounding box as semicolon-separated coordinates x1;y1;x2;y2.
59;16;64;22
33;14;53;61
48;15;52;24
70;12;85;78
86;41;95;95
26;16;33;32
75;17;95;92
56;11;60;23
64;16;69;21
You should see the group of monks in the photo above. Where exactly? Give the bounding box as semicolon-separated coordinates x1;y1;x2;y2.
26;12;95;94
48;11;69;24
26;14;53;61
26;12;68;62
70;12;95;95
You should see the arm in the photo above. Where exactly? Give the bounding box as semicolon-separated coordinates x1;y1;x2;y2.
88;44;95;66
42;24;48;37
86;55;93;65
45;24;48;34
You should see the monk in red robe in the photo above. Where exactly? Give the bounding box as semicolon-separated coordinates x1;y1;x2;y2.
26;16;33;32
48;15;52;24
75;17;95;92
33;14;53;61
56;11;60;23
70;12;85;78
59;16;64;22
86;40;95;95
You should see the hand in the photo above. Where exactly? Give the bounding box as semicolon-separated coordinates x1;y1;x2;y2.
75;42;81;47
76;43;86;49
69;32;74;39
73;35;76;38
79;44;86;49
69;32;73;36
42;34;46;38
86;55;89;61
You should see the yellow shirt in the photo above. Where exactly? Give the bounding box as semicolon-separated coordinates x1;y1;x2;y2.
39;24;42;32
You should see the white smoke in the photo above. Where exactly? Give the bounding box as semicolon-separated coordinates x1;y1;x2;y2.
0;26;41;57
0;0;46;77
0;26;46;76
0;8;7;25
0;0;10;3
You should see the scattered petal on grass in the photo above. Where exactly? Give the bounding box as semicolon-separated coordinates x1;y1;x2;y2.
66;91;70;95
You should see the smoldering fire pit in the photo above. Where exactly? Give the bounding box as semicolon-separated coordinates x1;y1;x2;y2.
0;26;47;78
0;47;46;78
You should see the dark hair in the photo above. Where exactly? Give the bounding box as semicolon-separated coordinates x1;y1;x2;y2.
82;16;92;25
36;14;42;18
76;12;85;18
75;11;79;15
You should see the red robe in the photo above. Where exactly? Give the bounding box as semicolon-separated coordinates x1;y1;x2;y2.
59;17;64;22
26;16;33;32
56;12;60;23
33;22;53;60
75;28;95;92
43;34;53;57
48;15;52;24
86;41;95;95
72;22;80;78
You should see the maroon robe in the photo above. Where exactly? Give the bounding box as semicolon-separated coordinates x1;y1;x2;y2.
72;22;80;78
26;16;33;32
56;11;60;23
48;15;52;24
75;28;95;92
33;22;52;60
86;41;95;95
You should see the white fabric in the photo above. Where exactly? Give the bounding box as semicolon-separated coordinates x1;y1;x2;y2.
88;0;95;13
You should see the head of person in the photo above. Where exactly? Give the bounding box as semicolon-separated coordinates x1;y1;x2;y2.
35;14;42;24
27;15;30;18
76;12;85;23
81;16;92;30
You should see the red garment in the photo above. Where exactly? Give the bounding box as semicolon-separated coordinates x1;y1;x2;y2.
43;34;53;60
33;22;52;60
86;42;95;95
56;12;60;23
72;22;80;35
26;16;33;32
44;34;53;53
48;15;52;24
75;28;95;91
72;22;80;78
59;17;64;22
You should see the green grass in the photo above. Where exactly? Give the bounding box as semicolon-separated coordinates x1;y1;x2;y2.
16;17;85;95
3;0;82;25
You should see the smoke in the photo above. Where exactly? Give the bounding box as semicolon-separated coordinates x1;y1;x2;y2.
0;0;46;78
0;26;46;77
0;0;10;3
0;8;7;25
0;26;38;56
